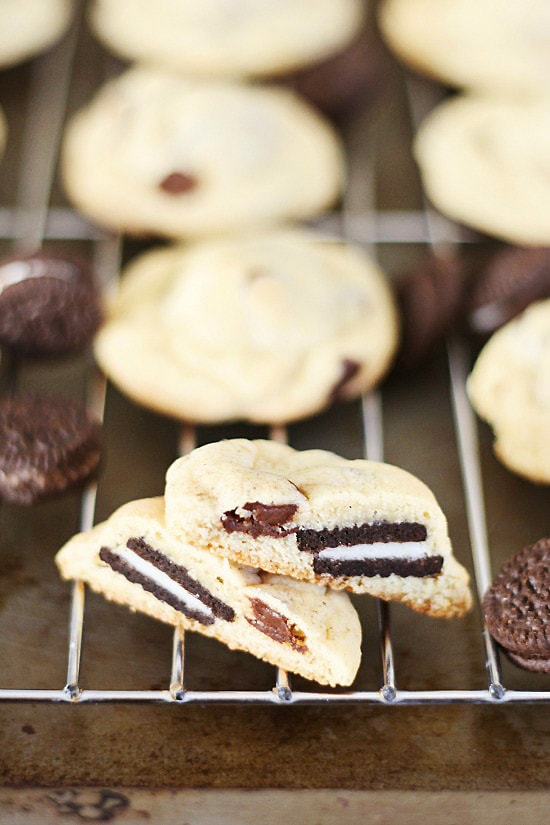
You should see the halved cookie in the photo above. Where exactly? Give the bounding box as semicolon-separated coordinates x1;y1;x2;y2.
165;440;472;618
56;497;362;687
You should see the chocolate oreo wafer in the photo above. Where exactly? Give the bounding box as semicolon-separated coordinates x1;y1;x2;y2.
0;395;102;505
468;246;550;336
0;252;102;357
287;26;386;121
395;253;466;369
483;538;550;673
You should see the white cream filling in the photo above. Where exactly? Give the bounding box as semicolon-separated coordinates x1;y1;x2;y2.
318;541;430;561
113;546;213;620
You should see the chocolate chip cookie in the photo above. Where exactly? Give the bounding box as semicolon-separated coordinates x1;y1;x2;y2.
94;229;398;424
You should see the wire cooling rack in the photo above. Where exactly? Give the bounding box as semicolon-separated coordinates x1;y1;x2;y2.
0;7;548;706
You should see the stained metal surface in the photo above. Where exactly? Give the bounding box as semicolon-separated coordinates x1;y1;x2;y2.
0;2;548;791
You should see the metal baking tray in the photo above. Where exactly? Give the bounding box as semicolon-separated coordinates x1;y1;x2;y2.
0;3;548;713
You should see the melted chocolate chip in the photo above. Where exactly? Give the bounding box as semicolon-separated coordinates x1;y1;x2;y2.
159;172;197;194
100;538;235;625
297;522;428;553
221;502;298;538
329;359;361;401
246;598;307;652
313;555;443;578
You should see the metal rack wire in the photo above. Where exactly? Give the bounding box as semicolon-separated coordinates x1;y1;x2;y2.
0;12;548;706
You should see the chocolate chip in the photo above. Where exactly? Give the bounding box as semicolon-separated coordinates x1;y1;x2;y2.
221;502;298;538
0;252;102;357
329;359;361;401
297;522;428;553
159;172;197;194
395;253;466;370
246;598;307;652
468;246;550;335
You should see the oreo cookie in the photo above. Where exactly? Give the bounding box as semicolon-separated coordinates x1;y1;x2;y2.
0;252;102;357
483;538;550;673
395;253;466;369
287;26;387;121
0;395;102;505
468;246;550;336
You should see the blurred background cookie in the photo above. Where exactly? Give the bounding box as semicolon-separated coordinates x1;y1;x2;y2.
0;394;102;505
414;95;550;245
94;229;398;424
89;0;364;78
0;0;72;69
62;67;345;238
286;23;387;122
0;252;102;358
483;538;550;673
379;0;550;94
467;299;550;484
394;253;466;370
0;105;6;163
467;246;550;336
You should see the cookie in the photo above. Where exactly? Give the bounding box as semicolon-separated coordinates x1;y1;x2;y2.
0;395;102;505
0;0;72;68
62;67;345;238
467;300;550;484
165;440;472;618
468;246;550;336
287;24;386;121
89;0;364;78
0;107;6;163
414;95;550;246
395;253;466;369
0;252;102;357
483;538;550;673
379;0;550;94
94;230;398;424
56;497;362;687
